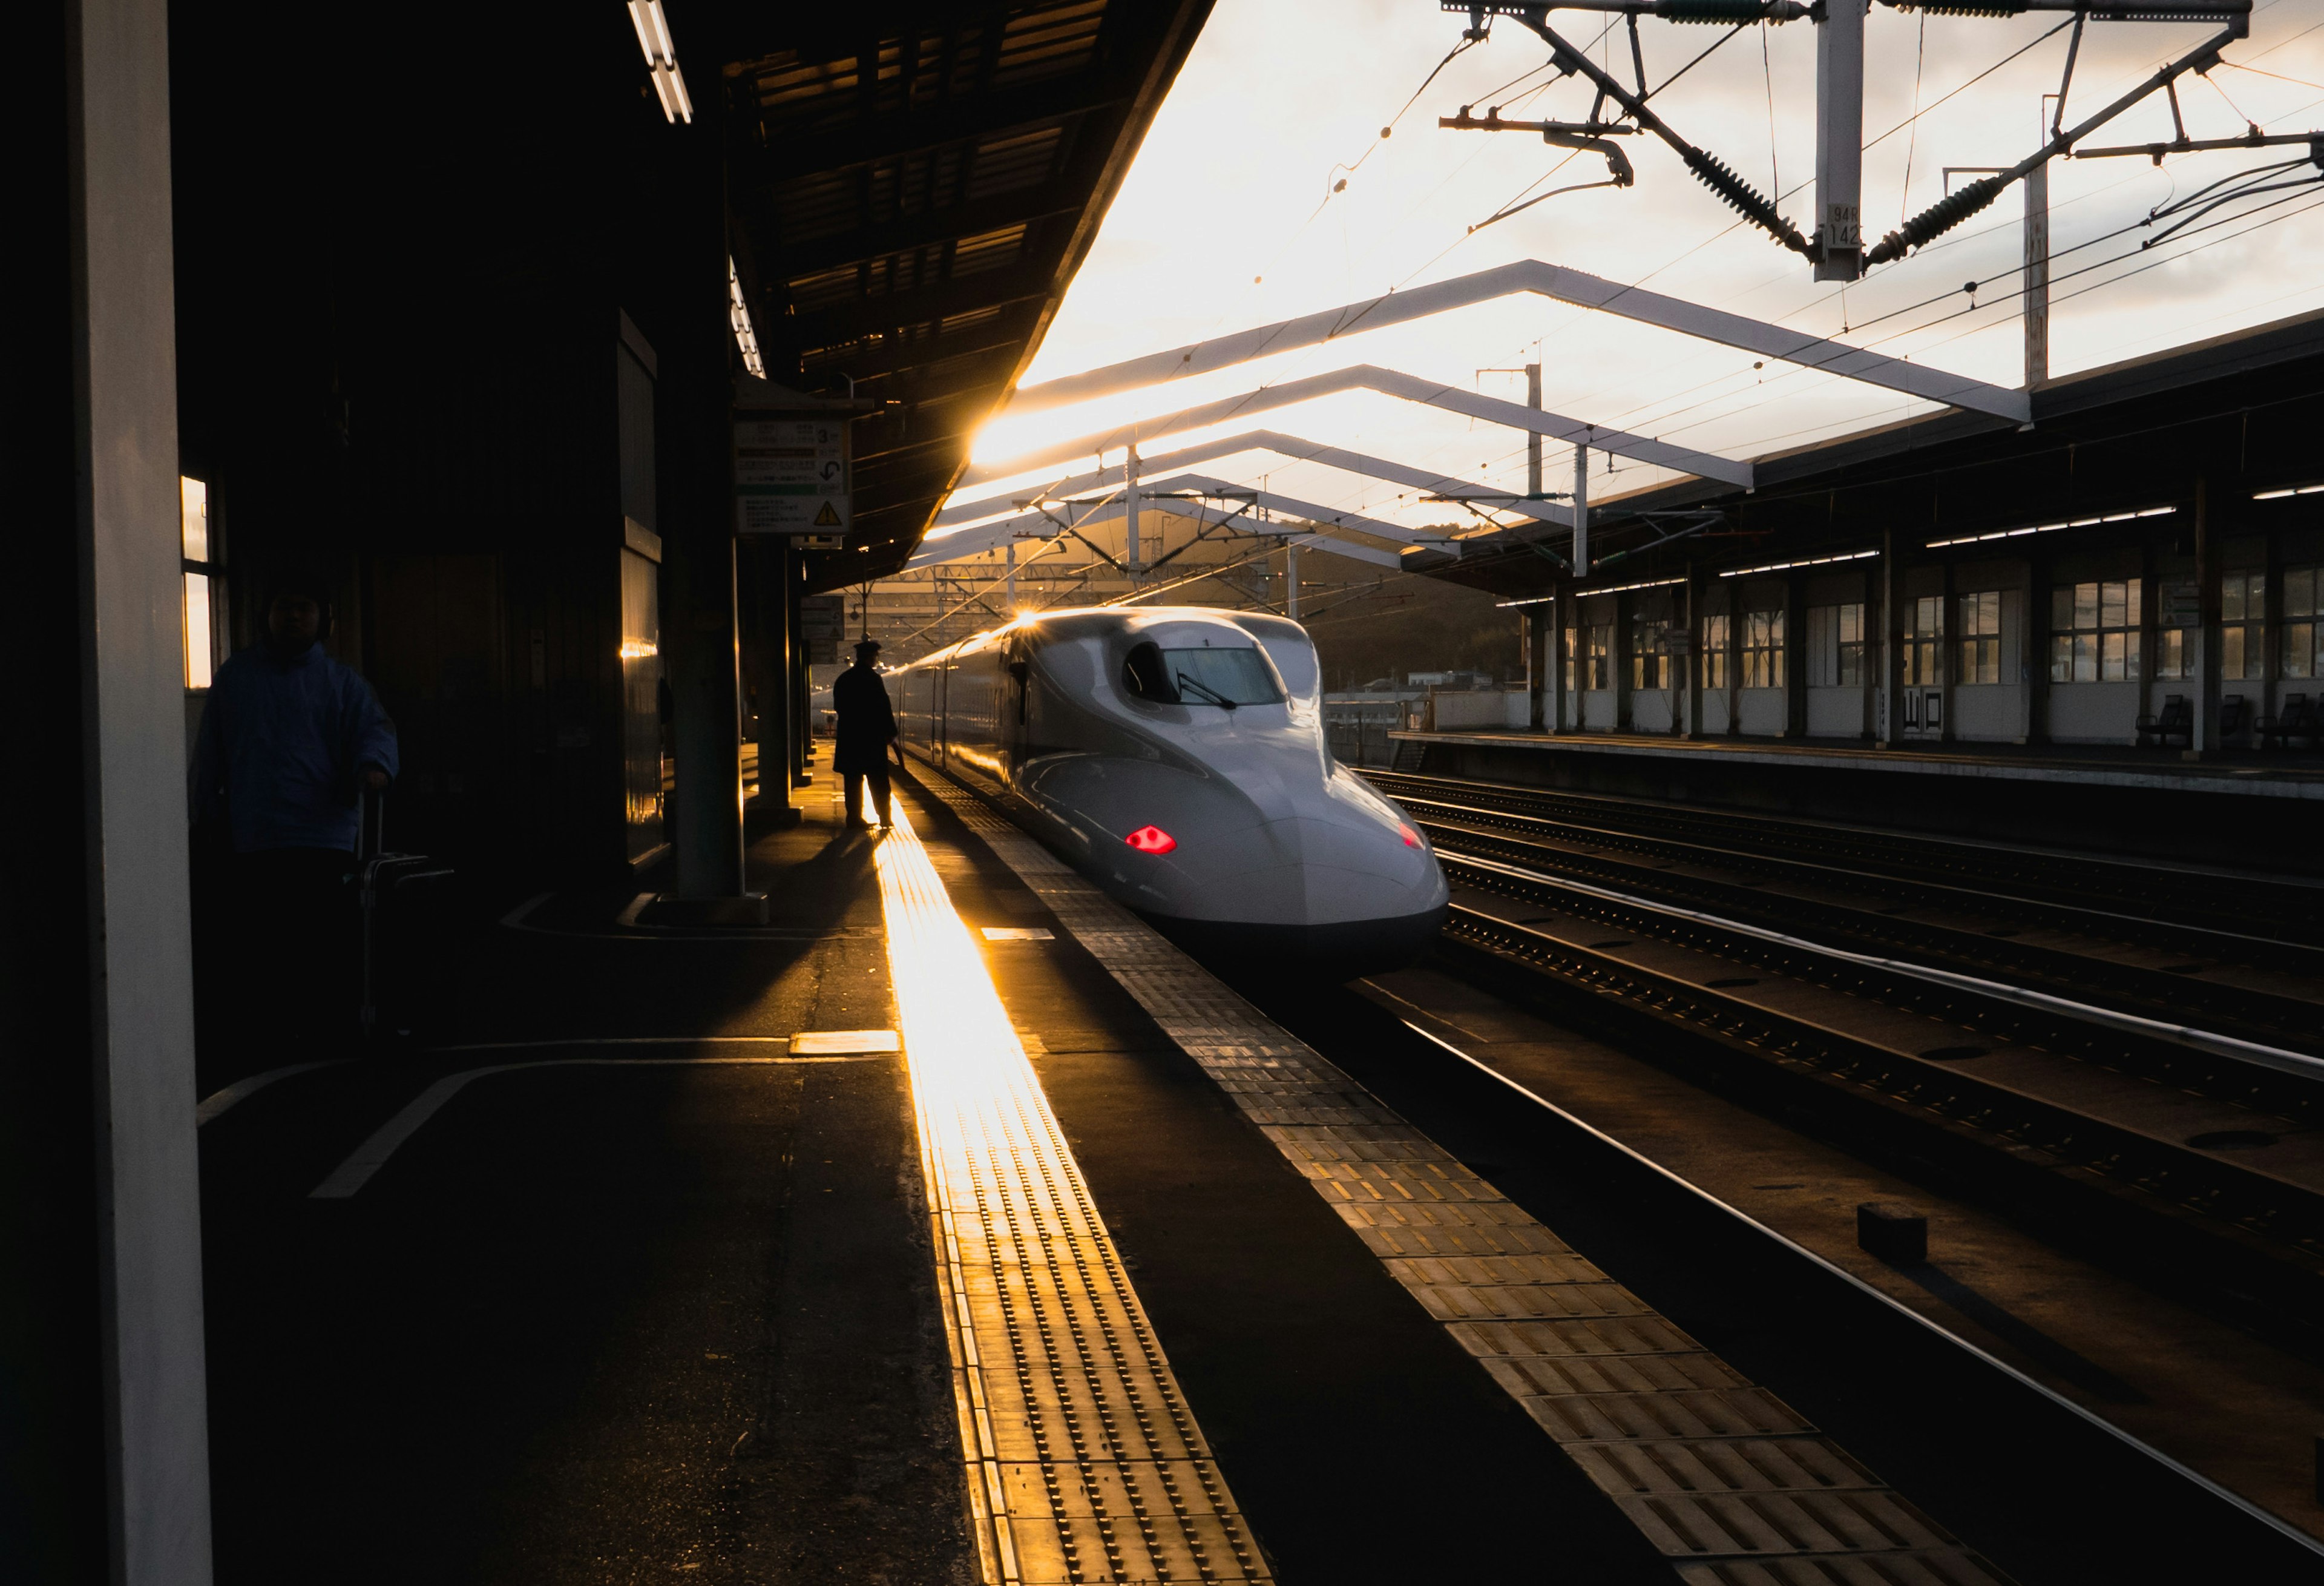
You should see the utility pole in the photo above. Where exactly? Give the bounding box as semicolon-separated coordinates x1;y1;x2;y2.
1526;362;1543;496
1814;0;1865;281
1572;441;1590;574
1123;443;1141;579
1285;541;1301;619
1004;540;1017;609
2024;101;2053;387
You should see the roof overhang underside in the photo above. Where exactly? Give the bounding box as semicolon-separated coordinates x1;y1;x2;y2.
730;1;1214;594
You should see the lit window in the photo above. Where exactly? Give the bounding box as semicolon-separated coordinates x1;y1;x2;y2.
2285;567;2321;680
2050;579;2141;684
1807;603;1864;688
1630;612;1670;690
2221;571;2267;682
1957;591;2002;685
1742;608;1785;689
180;476;222;689
1902;596;1944;686
1585;624;1613;691
1699;613;1729;689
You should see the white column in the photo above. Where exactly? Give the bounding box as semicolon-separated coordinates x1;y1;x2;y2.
68;0;214;1578
1285;541;1299;619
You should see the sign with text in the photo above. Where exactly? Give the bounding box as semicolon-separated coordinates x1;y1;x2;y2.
799;595;846;664
735;414;850;536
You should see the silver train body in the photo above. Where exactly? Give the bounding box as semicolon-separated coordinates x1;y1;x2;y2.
894;606;1448;974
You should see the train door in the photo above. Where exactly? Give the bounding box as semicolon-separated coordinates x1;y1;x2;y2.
1002;633;1031;775
936;659;950;762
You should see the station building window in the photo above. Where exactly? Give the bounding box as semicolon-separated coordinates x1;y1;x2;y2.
1902;596;1943;686
1741;609;1784;688
1699;613;1729;688
1807;603;1864;687
1584;624;1613;690
1563;625;1576;693
2285;566;2322;679
2222;571;2266;680
2051;579;2141;682
1630;613;1670;689
1957;591;2003;684
180;476;223;689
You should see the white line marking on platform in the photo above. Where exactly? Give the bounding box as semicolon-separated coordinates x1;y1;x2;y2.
979;926;1053;941
497;891;553;928
306;1055;886;1199
196;1060;352;1126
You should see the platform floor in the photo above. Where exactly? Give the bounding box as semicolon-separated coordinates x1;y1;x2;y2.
198;759;2022;1582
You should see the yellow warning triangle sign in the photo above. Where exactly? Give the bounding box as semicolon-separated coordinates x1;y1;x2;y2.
813;500;842;527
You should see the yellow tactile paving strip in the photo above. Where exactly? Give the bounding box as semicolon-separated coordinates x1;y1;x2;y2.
873;800;1270;1585
914;772;2012;1586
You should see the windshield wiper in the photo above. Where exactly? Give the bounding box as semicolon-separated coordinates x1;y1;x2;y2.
1174;671;1238;709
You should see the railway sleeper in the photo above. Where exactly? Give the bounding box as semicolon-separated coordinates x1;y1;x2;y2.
1432;909;2324;1349
1436;850;2324;1132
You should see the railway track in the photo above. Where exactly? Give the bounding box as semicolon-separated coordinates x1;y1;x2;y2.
1365;769;2324;971
1365;773;2324;1332
1397;797;2324;1059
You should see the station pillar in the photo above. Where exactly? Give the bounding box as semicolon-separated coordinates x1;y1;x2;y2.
659;90;758;918
746;536;798;826
2191;475;2224;758
12;1;215;1576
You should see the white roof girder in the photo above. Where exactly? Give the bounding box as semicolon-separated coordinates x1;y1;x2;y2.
963;364;1750;491
907;471;1414;571
939;426;1576;532
1005;258;2032;424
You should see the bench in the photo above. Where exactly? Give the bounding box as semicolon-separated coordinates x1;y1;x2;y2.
2259;693;2316;751
2136;695;2191;749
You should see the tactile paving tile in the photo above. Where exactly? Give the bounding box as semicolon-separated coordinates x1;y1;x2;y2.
916;772;2014;1586
876;801;1269;1584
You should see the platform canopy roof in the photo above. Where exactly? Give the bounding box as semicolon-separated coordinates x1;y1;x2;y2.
727;1;1213;591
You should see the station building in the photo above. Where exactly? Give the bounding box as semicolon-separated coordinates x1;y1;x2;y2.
1419;309;2324;761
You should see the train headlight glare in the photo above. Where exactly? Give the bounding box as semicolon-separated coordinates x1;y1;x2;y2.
1399;823;1422;849
1124;824;1177;855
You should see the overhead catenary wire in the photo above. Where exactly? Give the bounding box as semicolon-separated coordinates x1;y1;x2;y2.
991;10;2323;555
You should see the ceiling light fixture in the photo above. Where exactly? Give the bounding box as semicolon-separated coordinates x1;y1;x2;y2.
628;1;693;124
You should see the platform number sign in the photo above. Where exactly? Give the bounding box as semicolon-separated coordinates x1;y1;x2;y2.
735;414;850;538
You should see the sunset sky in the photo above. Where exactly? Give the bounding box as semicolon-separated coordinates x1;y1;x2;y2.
936;0;2324;550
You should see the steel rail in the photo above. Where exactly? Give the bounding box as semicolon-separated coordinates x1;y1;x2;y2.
1368;769;2324;959
1401;799;2324;1051
1432;903;2324;1317
1438;844;2324;1088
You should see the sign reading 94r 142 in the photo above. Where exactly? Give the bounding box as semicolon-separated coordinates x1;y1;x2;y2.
735;415;850;535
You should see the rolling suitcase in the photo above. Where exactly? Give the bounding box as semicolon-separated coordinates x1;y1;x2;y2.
356;789;455;1045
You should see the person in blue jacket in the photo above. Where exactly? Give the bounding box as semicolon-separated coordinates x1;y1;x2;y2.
189;578;399;1048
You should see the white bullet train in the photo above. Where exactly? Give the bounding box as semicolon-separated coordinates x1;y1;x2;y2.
893;606;1448;975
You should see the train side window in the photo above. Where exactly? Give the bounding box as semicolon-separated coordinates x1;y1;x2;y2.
1122;642;1179;703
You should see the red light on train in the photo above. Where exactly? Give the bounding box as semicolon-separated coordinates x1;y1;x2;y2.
1124;824;1177;855
1399;823;1422;848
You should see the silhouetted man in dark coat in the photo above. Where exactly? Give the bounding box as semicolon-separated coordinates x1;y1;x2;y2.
832;638;898;828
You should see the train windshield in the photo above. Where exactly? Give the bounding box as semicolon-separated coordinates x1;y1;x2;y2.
1159;646;1283;708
